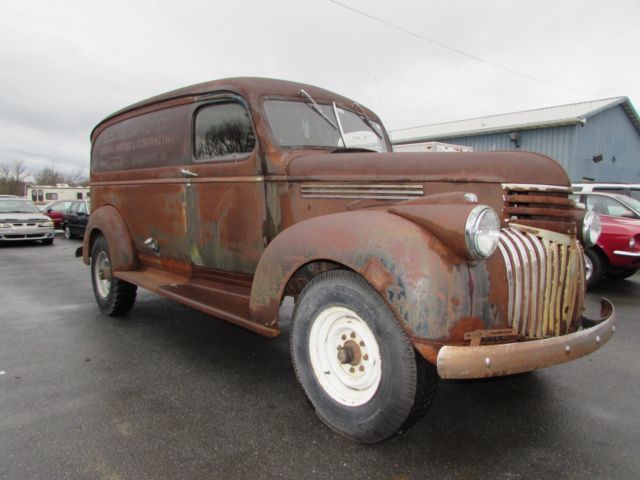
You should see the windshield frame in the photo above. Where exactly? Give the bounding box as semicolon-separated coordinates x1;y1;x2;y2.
260;95;391;152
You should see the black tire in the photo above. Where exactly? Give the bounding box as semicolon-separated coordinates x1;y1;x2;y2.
584;248;604;288
605;267;638;280
42;238;54;245
64;225;72;239
90;236;137;316
290;270;438;443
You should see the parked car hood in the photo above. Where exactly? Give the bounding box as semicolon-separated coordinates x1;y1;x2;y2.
600;215;640;234
285;150;569;185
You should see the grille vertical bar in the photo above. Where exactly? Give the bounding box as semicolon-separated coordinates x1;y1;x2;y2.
498;227;583;339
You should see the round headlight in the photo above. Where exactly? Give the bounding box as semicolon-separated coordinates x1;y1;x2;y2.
582;211;602;247
465;206;500;260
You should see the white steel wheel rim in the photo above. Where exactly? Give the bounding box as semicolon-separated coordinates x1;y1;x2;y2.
94;251;111;298
308;306;382;407
584;253;593;281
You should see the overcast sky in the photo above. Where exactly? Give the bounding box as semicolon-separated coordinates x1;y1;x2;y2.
1;0;638;177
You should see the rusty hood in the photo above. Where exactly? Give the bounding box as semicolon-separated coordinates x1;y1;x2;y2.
285;151;570;185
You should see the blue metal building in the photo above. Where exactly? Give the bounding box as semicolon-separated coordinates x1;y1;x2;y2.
391;97;640;182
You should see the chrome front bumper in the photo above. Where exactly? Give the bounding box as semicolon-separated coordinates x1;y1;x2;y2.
0;226;54;241
437;298;615;379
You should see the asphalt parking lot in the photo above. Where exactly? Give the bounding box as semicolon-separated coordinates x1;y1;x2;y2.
1;236;639;480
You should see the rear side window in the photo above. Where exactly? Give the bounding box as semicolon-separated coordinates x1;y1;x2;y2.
46;193;58;200
194;103;255;161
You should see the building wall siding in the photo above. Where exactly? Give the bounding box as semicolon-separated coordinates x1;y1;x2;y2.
575;105;640;182
416;105;640;183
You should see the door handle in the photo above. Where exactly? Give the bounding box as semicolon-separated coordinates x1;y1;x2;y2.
180;169;199;178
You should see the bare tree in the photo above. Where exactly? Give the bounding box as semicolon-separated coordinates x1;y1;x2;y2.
0;160;29;196
33;165;87;186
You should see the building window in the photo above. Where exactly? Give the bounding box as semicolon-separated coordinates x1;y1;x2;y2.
77;192;83;199
45;193;58;200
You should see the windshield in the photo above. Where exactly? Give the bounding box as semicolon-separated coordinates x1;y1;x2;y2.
617;194;640;213
264;100;389;152
0;199;41;214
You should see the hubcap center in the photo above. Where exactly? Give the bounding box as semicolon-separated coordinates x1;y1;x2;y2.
337;340;361;366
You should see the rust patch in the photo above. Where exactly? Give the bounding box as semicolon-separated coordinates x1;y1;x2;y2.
361;258;393;293
447;316;485;342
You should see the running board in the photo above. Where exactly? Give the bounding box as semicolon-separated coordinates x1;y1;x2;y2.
114;268;279;337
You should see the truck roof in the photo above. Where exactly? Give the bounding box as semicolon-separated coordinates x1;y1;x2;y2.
92;77;378;141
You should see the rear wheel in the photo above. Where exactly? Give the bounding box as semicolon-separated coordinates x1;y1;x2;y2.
91;236;137;315
290;270;438;443
64;225;72;239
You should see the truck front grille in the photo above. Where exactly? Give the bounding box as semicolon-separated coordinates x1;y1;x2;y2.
498;226;584;339
502;183;576;235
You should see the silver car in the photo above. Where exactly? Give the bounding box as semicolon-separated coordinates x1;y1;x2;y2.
0;198;55;244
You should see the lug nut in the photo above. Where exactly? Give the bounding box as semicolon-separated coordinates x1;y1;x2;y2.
341;334;346;340
363;354;369;361
349;367;355;373
350;332;356;338
359;341;365;347
359;366;364;372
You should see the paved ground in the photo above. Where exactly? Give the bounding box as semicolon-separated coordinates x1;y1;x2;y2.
1;237;639;480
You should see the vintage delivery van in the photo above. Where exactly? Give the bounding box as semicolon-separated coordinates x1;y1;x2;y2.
80;78;615;442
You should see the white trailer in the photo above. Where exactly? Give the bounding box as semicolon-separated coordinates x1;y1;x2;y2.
393;141;473;153
26;184;90;205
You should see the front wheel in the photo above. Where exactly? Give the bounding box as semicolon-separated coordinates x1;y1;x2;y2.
290;270;437;443
584;248;604;288
64;225;72;239
90;236;137;315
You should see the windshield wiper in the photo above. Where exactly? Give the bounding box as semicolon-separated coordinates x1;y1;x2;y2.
352;102;383;140
298;89;347;147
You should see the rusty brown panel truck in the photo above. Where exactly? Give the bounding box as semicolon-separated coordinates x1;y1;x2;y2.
80;77;615;443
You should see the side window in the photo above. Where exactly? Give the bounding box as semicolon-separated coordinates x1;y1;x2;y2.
45;192;58;200
78;202;87;214
194;102;256;161
68;202;78;214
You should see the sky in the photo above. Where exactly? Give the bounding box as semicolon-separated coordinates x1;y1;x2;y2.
1;0;638;177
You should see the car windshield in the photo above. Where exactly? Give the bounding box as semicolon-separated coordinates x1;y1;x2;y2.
617;195;640;213
0;199;41;214
263;99;389;152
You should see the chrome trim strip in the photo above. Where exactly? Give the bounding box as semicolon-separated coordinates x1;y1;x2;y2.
503;229;530;334
301;183;424;200
497;242;514;324
499;233;522;331
511;229;539;337
501;183;572;194
613;250;640;257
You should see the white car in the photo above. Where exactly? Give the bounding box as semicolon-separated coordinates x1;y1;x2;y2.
572;183;640;201
0;198;55;244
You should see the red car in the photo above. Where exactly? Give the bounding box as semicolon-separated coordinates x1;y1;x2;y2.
41;200;73;230
573;192;640;286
